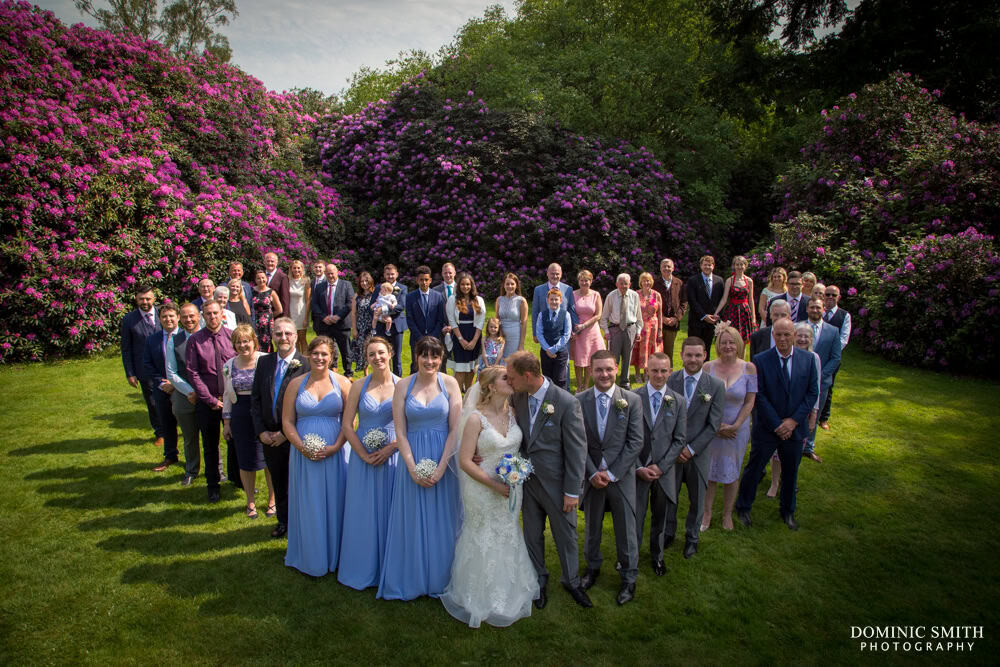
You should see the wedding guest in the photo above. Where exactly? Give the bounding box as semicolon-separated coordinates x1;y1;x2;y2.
446;272;485;393
701;327;757;531
531;263;578;344
819;285;852;430
350;271;377;375
251;317;309;538
226;278;253;326
263;251;291;316
713;256;756;357
802;298;841;462
166;303;204;486
577;350;644;606
749;299;790;359
222;324;274;519
570;270;605;392
634;352;686;576
376;264;407;377
252;269;283;353
378;336;463;600
191;277;215;310
652;258;687;361
372;283;398;332
664;337;725;557
186;300;236;503
310;259;327;291
767;270;808;324
599;274;643;387
535;288;572;391
287;260;311;355
736;318;819;531
311;263;354;376
686;256;725;360
338;336;400;590
630;272;662;385
142;303;181;471
801;272;817;297
406;266;447;374
211;286;238;330
495;272;528;361
227;261;254;313
811;282;827;303
121;284;163;448
282;336;352;575
757;267;787;326
434;262;458;367
478;317;505;371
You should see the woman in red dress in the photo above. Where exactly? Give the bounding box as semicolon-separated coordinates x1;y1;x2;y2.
713;256;756;359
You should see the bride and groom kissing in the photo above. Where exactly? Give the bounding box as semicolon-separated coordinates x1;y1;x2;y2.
441;349;644;628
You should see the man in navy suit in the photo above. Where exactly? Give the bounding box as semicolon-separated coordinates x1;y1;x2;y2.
191;278;215;311
142;303;181;470
121;284;163;446
406;265;446;374
376;264;407;376
735;318;819;530
531;263;578;344
802;298;842;462
432;262;457;367
685;255;725;360
252;317;310;538
311;262;355;375
765;270;809;325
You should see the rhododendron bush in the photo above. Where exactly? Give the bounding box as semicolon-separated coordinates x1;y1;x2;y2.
316;77;711;296
750;74;1000;374
0;1;345;362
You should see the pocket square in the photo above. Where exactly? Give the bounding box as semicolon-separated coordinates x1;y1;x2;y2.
544;419;554;427
617;412;626;422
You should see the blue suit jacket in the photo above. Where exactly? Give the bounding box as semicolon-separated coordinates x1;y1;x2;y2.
405;289;446;341
531;282;578;340
751;347;819;446
121;308;160;379
142;329;175;393
812;321;843;393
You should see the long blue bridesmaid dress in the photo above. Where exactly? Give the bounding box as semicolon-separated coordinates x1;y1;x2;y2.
285;372;346;576
337;373;399;590
376;373;461;600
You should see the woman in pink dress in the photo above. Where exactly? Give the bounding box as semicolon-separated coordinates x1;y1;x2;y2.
569;269;604;392
629;272;663;384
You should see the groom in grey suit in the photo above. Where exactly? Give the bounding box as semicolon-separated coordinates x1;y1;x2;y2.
507;351;592;610
577;350;644;605
664;337;725;559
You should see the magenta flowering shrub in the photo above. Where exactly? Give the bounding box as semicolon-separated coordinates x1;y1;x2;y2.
0;2;346;362
749;73;1000;374
316;77;709;295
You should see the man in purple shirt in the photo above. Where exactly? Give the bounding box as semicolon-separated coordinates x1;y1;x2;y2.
185;300;235;502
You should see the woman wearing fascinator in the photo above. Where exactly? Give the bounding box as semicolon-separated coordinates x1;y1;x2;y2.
440;366;539;628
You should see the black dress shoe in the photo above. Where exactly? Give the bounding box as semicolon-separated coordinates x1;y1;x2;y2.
563;584;593;608
207;489;220;503
271;523;287;538
579;568;600;591
534;584;548;610
736;510;753;527
616;582;636;606
663;535;675;550
652;559;667;576
683;541;698;559
783;514;799;531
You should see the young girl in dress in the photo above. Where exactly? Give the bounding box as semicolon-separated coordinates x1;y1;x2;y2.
478;317;505;375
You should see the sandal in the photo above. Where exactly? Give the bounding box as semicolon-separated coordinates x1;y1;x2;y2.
265;504;276;518
246;505;258;520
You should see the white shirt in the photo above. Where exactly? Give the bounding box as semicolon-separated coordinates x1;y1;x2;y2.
827;306;852;349
599;288;643;336
591;386;618;482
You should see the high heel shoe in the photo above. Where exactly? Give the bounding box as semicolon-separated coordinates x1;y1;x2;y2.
246;505;258;519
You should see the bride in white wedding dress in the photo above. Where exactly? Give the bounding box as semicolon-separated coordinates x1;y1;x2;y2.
440;367;539;627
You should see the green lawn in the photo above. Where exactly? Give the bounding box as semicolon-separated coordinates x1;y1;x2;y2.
2;323;998;664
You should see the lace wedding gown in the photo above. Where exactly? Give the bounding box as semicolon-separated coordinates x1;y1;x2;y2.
440;409;539;627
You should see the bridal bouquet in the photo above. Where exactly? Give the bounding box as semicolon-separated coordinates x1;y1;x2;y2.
414;458;438;480
361;427;388;453
496;453;534;512
301;433;327;459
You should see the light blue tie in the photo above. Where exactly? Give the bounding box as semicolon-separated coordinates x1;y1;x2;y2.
704;275;712;298
529;395;539;419
598;393;609;438
272;358;287;416
652;390;661;416
685;375;696;403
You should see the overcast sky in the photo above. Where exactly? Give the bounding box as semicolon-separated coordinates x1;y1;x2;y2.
32;0;517;95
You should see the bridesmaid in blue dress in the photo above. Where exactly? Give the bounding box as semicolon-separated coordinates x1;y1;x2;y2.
281;336;353;576
338;336;400;590
377;336;463;600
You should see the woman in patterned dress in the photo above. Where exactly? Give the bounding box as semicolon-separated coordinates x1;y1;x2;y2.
629;272;662;385
350;271;377;375
252;268;283;352
714;256;756;358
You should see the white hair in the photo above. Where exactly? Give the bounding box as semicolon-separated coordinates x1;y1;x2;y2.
794;321;815;350
769;298;789;316
213;286;230;299
616;273;631;284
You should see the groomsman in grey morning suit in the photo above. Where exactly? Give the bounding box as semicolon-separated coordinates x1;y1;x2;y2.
633;352;687;576
664;337;725;559
507;351;592;610
577;350;644;606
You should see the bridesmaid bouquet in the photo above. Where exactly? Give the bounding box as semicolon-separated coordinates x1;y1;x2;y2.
495;454;534;512
301;433;326;458
414;458;438;480
362;427;388;453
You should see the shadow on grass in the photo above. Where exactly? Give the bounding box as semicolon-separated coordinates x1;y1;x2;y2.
79;506;244;531
93;407;154;432
9;437;133;457
98;525;276;556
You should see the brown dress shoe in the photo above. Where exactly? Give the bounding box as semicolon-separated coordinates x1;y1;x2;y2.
819;421;830;430
154;437;165;448
153;458;177;472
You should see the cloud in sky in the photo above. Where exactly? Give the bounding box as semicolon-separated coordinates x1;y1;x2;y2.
31;0;516;94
